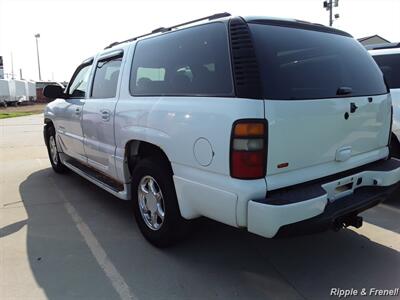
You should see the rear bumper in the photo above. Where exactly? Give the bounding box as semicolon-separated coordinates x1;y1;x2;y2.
275;184;398;237
247;158;400;238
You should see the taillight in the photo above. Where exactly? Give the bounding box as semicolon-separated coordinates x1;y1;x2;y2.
230;120;267;179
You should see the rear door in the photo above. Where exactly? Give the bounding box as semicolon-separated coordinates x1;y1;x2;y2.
81;50;123;180
248;21;390;188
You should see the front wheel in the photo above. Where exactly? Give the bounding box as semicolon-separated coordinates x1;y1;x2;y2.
131;157;190;247
45;125;67;173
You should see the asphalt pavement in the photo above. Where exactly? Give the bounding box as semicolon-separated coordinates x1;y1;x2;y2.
1;114;399;300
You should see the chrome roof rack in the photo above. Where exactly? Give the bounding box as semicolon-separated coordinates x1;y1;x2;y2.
104;12;231;49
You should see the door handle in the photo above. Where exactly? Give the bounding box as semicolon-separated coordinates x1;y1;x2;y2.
75;108;81;115
100;109;111;121
350;102;358;113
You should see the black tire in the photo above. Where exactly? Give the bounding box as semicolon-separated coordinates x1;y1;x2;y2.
390;134;400;159
45;125;68;173
131;157;190;247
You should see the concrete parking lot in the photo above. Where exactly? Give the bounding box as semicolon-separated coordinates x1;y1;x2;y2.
1;114;399;300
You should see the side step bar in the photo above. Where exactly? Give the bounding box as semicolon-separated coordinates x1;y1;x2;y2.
60;154;130;200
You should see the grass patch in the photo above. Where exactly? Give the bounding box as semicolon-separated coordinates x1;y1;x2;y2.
0;112;34;119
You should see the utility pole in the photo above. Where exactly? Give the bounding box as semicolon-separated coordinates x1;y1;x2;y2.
34;33;42;81
0;55;4;79
323;0;339;27
10;52;14;79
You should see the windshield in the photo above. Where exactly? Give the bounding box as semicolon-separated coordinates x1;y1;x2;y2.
249;23;388;100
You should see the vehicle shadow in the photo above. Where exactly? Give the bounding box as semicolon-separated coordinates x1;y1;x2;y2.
360;187;400;234
385;187;400;208
19;168;400;300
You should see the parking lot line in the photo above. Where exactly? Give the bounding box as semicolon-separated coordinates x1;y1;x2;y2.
50;178;137;300
355;222;400;251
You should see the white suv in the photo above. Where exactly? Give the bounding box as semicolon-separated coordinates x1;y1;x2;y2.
368;43;400;157
43;13;400;247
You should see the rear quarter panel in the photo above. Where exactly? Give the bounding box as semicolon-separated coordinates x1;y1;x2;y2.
114;95;265;177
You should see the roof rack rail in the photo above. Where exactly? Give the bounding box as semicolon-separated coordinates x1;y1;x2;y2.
365;42;400;50
104;12;231;49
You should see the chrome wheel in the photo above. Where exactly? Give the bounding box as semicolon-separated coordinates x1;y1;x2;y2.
49;135;59;165
138;175;165;231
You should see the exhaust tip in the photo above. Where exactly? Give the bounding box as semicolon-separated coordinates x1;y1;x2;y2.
347;216;363;229
333;215;363;231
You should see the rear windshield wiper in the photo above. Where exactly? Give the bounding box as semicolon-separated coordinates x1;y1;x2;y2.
336;87;353;96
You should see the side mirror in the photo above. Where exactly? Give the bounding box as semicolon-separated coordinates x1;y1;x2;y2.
43;85;66;99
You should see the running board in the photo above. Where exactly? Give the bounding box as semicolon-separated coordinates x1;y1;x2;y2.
60;155;130;200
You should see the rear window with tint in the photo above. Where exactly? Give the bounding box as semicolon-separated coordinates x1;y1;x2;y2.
249;23;387;100
373;54;400;89
130;23;233;96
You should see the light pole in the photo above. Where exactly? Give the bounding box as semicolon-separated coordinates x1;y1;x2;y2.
323;0;340;27
34;33;42;81
11;52;14;79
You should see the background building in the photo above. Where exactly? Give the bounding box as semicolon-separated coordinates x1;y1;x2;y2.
358;35;391;46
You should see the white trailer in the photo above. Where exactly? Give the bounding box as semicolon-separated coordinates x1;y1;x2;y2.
7;79;28;105
0;79;9;107
25;80;37;101
7;79;16;105
14;80;28;103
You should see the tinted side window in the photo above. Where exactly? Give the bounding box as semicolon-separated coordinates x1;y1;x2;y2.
130;23;233;96
373;54;400;89
67;64;92;98
249;24;387;100
91;55;122;99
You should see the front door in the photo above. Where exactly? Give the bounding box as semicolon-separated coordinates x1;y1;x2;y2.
56;61;93;162
82;51;123;180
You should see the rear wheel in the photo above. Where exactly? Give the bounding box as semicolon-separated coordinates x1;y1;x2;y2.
390;134;400;159
45;125;67;173
131;157;189;247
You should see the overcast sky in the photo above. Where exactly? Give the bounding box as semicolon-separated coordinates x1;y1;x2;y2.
0;0;399;82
